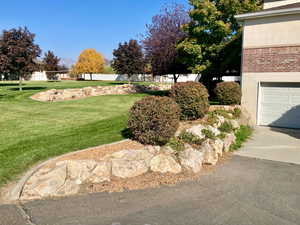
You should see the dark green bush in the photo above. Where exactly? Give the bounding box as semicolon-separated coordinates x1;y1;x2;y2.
168;137;185;153
232;108;241;119
202;129;216;140
128;96;181;145
170;82;210;120
214;82;241;105
219;121;234;133
179;131;204;145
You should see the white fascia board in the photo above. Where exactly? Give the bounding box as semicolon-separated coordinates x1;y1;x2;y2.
235;8;300;21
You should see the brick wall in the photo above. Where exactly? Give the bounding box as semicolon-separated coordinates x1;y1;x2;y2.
243;46;300;72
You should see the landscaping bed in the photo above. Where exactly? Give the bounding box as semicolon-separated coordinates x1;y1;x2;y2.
31;83;171;102
8;105;252;201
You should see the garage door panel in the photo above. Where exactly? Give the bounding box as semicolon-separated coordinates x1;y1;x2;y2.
260;83;300;129
261;95;289;103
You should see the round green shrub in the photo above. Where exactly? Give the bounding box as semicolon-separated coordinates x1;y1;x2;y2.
169;82;210;120
214;82;241;105
128;96;181;145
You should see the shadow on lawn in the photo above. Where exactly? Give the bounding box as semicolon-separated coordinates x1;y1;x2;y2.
121;128;133;139
0;83;23;87
9;86;46;91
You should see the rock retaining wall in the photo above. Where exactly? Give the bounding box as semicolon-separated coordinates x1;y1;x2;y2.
20;109;242;201
31;84;172;102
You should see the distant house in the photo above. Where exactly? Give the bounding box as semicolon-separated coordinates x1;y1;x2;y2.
236;0;300;128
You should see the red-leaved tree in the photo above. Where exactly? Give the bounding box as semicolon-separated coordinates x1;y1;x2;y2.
143;3;190;83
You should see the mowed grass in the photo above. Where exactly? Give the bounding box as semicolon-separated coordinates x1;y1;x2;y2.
0;80;148;186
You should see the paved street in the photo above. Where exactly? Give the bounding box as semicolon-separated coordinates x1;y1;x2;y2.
1;155;300;225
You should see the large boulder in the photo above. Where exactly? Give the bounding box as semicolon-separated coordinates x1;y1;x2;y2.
89;161;112;183
186;124;207;139
200;140;218;165
179;145;204;173
210;139;224;157
111;159;149;178
21;164;67;199
64;160;98;184
224;133;236;152
108;149;153;166
212;115;225;128
150;154;182;174
206;125;221;136
109;149;153;178
228;119;240;129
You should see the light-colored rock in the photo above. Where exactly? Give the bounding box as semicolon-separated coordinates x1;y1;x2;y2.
179;145;203;173
150;154;182;174
145;145;161;155
213;115;225;128
65;160;98;184
31;84;172;102
211;139;224;156
206;125;221;136
56;179;81;196
161;146;176;155
200;140;218;165
224;133;236;152
109;149;153;166
22;164;67;199
228;119;240;129
186;124;206;139
89;161;111;183
111;159;149;178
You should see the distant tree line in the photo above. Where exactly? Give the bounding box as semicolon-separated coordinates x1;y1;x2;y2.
111;0;261;85
0;0;261;90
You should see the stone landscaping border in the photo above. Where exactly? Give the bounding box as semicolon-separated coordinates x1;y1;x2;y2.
7;139;130;201
31;84;171;102
6;105;250;202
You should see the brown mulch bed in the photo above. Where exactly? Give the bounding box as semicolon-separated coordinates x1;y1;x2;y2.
57;140;144;162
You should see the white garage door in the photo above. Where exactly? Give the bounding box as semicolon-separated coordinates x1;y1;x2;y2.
260;83;300;128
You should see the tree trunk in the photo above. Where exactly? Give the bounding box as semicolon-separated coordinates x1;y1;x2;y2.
90;73;93;81
19;75;23;91
128;75;131;84
173;74;179;83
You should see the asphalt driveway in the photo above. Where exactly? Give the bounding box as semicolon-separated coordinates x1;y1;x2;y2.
236;126;300;165
1;155;300;225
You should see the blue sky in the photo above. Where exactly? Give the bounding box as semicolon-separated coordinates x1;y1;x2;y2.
0;0;189;65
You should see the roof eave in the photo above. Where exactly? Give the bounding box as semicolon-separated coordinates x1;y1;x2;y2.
235;8;300;21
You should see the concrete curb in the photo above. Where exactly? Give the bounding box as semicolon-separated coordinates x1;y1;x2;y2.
8;139;130;201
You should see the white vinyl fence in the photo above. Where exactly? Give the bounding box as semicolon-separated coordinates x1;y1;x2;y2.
29;71;240;83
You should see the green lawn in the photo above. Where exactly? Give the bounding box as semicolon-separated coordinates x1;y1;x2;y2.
0;80;148;187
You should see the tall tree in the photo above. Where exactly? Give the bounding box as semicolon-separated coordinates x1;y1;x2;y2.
143;3;190;83
177;0;261;85
112;40;145;83
72;49;105;80
0;27;41;90
42;50;61;80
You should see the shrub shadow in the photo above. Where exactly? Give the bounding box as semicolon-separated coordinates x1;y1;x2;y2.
121;128;133;139
0;83;24;87
9;86;46;91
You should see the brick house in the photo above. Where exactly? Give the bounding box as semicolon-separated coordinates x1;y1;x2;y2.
236;0;300;128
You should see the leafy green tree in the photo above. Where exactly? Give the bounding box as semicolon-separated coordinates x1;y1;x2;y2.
177;0;261;85
112;40;145;83
0;27;41;90
42;50;61;80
